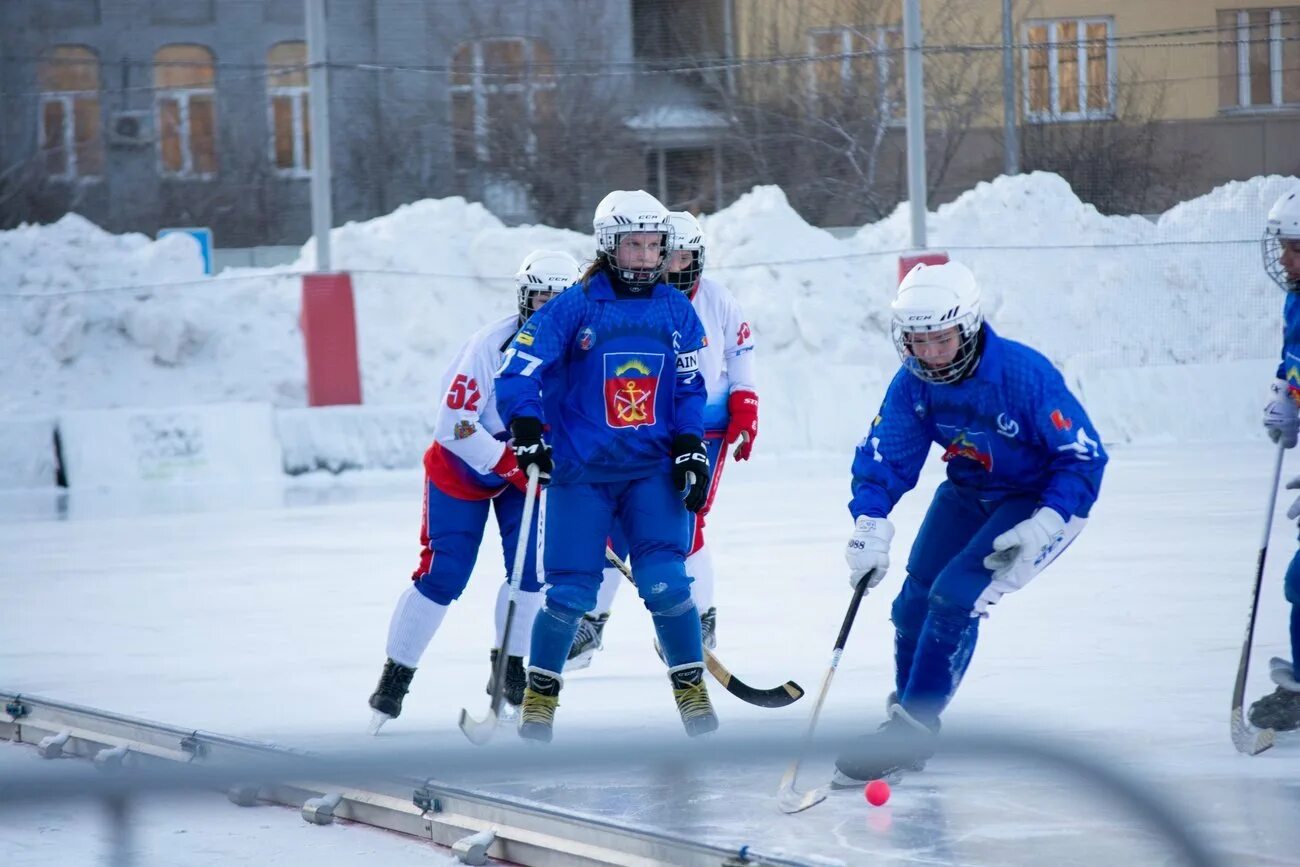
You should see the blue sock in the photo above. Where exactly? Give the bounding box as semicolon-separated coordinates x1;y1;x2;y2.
651;599;703;667
901;608;980;727
529;604;583;674
894;629;919;698
1290;605;1300;673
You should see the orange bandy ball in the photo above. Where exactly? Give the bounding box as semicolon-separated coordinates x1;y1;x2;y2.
864;779;891;806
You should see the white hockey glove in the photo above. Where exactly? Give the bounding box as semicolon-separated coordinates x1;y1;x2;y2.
1285;477;1300;527
846;516;894;590
982;508;1066;592
1264;379;1299;449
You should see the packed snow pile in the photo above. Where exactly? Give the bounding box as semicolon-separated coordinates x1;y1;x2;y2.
1;172;1295;467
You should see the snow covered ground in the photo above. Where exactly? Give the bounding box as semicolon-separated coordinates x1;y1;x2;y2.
3;441;1299;865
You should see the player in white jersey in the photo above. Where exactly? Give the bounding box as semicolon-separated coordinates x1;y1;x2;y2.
367;250;580;733
567;210;758;667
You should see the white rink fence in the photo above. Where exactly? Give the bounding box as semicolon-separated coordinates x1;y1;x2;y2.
1;172;1297;489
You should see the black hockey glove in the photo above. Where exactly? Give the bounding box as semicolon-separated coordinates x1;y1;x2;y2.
671;434;710;513
509;416;552;485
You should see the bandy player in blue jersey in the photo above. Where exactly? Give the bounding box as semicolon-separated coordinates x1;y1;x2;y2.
834;260;1107;784
1255;186;1300;732
365;250;580;734
566;210;759;667
496;190;717;741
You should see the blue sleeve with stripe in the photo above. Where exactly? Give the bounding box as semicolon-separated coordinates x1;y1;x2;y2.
494;291;578;427
849;369;931;519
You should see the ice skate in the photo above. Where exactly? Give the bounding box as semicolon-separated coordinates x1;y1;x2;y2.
1249;658;1300;731
486;648;527;708
518;667;562;742
565;612;608;671
831;702;938;786
700;606;717;650
367;658;415;734
669;663;718;737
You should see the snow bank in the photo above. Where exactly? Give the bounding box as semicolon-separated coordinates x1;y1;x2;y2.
2;173;1297;485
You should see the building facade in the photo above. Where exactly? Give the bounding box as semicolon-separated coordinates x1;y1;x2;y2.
1;0;729;244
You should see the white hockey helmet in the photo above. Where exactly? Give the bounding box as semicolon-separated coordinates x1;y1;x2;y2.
515;249;580;322
592;190;672;289
890;260;984;385
665;210;706;294
1263;187;1300;291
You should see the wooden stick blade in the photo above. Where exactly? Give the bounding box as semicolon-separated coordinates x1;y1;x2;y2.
458;707;499;746
1231;708;1275;756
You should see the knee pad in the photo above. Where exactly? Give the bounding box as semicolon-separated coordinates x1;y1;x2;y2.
633;560;692;613
544;581;599;615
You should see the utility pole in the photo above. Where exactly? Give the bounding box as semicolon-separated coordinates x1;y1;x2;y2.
1001;0;1019;175
306;0;334;270
902;0;927;250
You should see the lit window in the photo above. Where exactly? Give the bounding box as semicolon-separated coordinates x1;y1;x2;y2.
155;44;218;177
449;38;556;168
267;41;310;175
1022;18;1115;122
37;45;103;178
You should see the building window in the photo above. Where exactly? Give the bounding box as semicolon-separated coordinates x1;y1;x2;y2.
267;41;310;176
807;26;904;121
154;44;217;177
449;38;556;168
1022;18;1115;122
37;45;103;179
1217;7;1300;110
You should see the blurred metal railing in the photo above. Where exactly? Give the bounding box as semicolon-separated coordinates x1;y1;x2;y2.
1;689;1225;867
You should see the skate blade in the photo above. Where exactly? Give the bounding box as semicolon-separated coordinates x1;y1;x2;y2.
565;650;595;671
367;711;392;736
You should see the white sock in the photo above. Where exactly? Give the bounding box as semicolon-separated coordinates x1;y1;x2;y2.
384;585;448;668
494;583;544;657
593;566;622;616
687;545;715;611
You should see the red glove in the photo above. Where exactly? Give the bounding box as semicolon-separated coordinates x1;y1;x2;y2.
725;390;759;461
492;447;529;493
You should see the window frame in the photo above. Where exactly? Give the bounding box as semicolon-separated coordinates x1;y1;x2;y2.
266;42;311;178
154;45;218;180
448;37;556;166
37;46;102;181
1221;7;1300;113
1021;16;1117;124
805;24;905;126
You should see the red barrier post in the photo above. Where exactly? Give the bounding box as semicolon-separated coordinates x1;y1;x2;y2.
897;251;950;284
301;272;362;406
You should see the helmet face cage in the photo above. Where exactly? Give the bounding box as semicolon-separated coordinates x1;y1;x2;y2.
1263;230;1300;292
515;256;578;323
891;310;984;385
597;224;672;289
666;250;704;293
665;212;706;294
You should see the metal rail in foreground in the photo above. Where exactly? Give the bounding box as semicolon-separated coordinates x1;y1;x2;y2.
0;690;812;867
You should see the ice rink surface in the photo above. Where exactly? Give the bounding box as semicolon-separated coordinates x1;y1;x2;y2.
3;440;1300;865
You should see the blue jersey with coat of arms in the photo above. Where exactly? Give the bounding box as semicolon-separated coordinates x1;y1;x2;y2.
850;324;1107;522
495;270;707;484
1276;290;1300;399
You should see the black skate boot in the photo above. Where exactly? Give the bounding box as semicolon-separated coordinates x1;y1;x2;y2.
700;607;718;650
1250;657;1300;731
518;667;562;743
566;612;609;671
832;703;939;786
367;658;415;734
486;648;527;708
669;663;718;737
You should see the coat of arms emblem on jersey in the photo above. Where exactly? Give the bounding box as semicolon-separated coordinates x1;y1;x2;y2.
603;353;664;429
